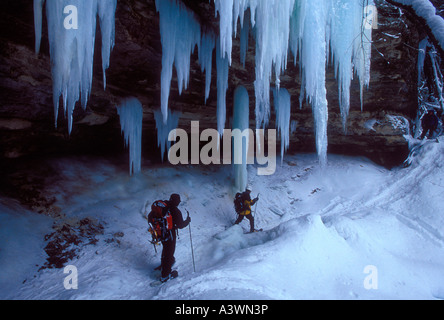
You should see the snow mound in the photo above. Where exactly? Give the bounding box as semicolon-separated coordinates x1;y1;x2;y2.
208;225;276;263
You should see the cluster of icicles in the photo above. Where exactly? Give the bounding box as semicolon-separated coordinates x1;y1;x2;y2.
34;0;379;176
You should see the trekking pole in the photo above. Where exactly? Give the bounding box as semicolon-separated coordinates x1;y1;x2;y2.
186;210;196;273
253;193;260;218
251;193;260;232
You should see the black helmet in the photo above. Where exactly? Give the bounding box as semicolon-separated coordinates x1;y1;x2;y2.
169;194;181;207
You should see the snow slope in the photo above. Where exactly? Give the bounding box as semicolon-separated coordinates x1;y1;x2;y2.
1;139;444;300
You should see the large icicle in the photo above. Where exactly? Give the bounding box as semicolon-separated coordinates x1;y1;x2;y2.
330;0;373;130
216;40;229;136
156;0;201;124
214;0;235;65
273;88;291;165
98;0;117;90
33;0;45;54
291;0;330;166
232;86;250;192
154;109;181;162
33;0;117;134
214;0;295;129
199;33;216;104
252;0;295;129
156;0;219;123
117;98;143;175
353;1;374;111
211;1;300;149
288;0;374;164
239;16;250;68
210;0;374;165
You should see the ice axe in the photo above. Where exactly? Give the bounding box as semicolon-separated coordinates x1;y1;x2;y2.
186;210;196;273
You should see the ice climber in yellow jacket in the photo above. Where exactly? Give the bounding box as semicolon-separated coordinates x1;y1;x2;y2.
234;189;259;233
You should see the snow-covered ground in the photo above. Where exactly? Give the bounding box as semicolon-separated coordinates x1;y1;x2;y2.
1;138;444;300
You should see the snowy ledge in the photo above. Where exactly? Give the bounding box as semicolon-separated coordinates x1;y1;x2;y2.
386;0;444;53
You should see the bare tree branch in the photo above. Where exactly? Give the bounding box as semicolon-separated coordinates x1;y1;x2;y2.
384;0;444;57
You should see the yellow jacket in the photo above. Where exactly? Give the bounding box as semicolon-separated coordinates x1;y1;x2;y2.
239;198;258;216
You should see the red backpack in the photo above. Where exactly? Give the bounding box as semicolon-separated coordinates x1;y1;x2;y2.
148;200;173;244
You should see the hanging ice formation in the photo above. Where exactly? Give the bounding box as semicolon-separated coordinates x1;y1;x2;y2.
329;0;373;130
154;109;181;162
254;0;295;130
293;0;329;166
216;41;229;136
212;0;374;166
117;98;143;175
232;86;250;192
155;0;217;125
273;88;291;165
200;33;216;105
33;0;117;134
34;0;376;170
239;17;250;68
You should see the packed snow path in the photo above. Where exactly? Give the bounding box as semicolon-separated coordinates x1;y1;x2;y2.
1;140;444;300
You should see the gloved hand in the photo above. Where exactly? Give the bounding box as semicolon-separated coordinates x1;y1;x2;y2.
185;210;191;224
